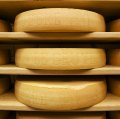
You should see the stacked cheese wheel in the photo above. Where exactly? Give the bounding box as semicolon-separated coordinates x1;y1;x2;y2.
108;76;120;97
0;76;10;94
0;20;10;65
0;19;10;32
109;19;120;32
16;112;106;119
0;50;10;65
15;76;107;110
15;48;106;70
108;49;120;66
0;76;10;119
14;8;105;32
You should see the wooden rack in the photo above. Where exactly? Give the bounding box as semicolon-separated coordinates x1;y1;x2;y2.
0;32;120;42
0;0;120;113
0;92;120;111
0;65;119;75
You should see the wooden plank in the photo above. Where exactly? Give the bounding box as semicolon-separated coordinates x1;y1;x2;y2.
0;32;120;42
0;0;119;21
0;91;120;111
0;65;120;75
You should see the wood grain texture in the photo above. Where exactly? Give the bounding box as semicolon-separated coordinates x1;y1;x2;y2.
0;65;119;75
0;91;120;111
0;32;119;42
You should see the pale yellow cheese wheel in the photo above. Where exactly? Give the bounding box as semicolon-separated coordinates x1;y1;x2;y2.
109;111;120;119
16;112;106;119
108;49;120;66
108;76;120;97
14;8;105;32
0;20;10;32
0;111;9;119
15;76;107;110
109;19;120;32
15;48;106;70
0;76;10;94
0;50;10;65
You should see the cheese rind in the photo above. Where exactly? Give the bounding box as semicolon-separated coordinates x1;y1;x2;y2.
109;19;120;32
14;8;105;32
0;76;10;95
15;76;107;110
0;50;10;65
108;76;120;97
0;20;10;32
108;49;120;66
16;112;106;119
15;48;106;70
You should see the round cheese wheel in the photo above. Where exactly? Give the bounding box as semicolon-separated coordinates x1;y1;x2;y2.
108;76;120;97
0;111;9;119
14;8;105;32
108;49;120;66
0;50;10;65
109;19;120;32
0;20;10;32
109;111;120;119
15;76;107;110
15;48;106;70
16;112;106;119
0;76;10;94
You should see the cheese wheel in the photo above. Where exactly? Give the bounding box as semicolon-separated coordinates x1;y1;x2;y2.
0;111;9;119
108;76;120;97
14;8;105;32
15;48;106;70
0;76;10;94
16;112;106;119
109;19;120;32
109;111;120;119
108;49;120;66
0;20;10;32
0;50;10;65
15;76;107;110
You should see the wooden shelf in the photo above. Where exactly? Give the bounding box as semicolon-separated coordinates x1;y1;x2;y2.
0;91;120;111
0;65;120;75
0;0;119;21
0;32;120;43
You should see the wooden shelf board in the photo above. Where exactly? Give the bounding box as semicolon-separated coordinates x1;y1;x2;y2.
0;91;120;111
0;32;120;42
0;0;119;21
0;65;120;75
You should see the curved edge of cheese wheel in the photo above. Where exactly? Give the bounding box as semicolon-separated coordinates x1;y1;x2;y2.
108;19;120;32
14;8;105;32
109;111;120;119
108;49;120;66
108;76;120;97
15;48;106;70
0;76;10;94
0;50;10;65
0;20;10;32
16;112;106;119
0;111;9;119
15;77;107;110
